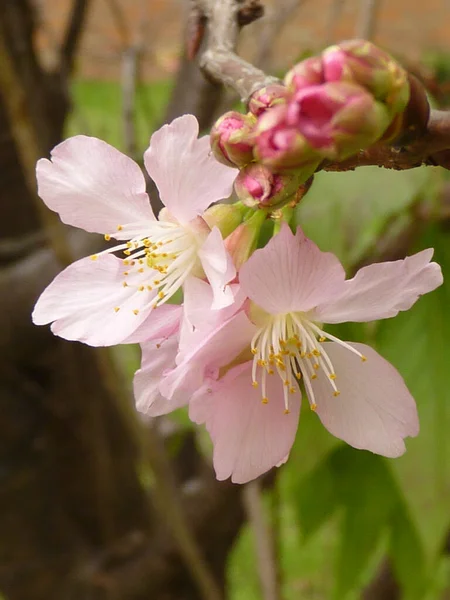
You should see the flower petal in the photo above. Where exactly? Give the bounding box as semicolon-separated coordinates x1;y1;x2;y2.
36;136;154;238
134;336;188;416
198;227;236;309
239;223;346;315
32;254;158;346
189;362;301;483
313;249;443;324
122;304;182;343
313;342;419;457
160;310;256;400
144;115;237;224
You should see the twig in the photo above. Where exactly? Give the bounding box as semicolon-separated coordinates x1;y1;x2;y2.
198;0;278;102
243;480;280;600
60;0;91;74
356;0;381;40
322;109;450;172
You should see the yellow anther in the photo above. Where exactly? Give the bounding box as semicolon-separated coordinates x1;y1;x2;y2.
311;373;317;380
313;363;320;370
252;381;258;388
319;336;326;342
138;286;145;291
114;307;120;313
126;241;132;248
123;271;129;276
104;234;111;241
279;339;286;346
361;355;367;362
307;352;313;359
153;280;161;285
295;372;302;380
123;260;130;266
329;373;337;380
138;259;144;264
284;409;290;415
138;268;144;273
257;359;267;367
289;387;296;394
312;349;321;357
117;225;123;231
158;291;164;299
90;254;98;261
147;285;153;291
261;397;269;404
152;303;158;309
122;281;128;287
333;391;341;397
310;403;317;412
268;369;274;375
123;249;131;256
284;380;289;386
133;309;139;315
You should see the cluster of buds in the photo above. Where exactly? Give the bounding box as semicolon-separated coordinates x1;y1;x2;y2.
211;39;415;210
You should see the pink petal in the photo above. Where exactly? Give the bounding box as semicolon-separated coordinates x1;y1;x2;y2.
239;223;345;315
32;254;157;346
36;136;154;238
123;304;182;343
198;227;236;309
189;362;301;483
313;342;419;457
144;115;237;224
160;310;256;400
134;336;187;416
313;249;443;324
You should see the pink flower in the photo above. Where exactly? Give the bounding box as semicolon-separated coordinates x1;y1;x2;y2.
141;224;442;483
32;115;237;346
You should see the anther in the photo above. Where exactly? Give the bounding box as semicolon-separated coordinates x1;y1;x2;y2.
251;348;258;355
117;225;123;231
313;363;320;370
284;409;290;415
329;373;337;380
310;403;317;412
122;281;128;287
104;234;111;241
333;391;340;397
319;336;326;342
123;250;131;256
138;286;144;291
311;374;317;380
114;307;120;313
158;291;164;299
361;355;367;362
252;381;258;388
90;255;98;261
133;309;139;315
262;397;269;404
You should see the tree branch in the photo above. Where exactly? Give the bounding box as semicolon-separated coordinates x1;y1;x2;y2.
60;0;91;74
197;0;278;102
322;109;450;172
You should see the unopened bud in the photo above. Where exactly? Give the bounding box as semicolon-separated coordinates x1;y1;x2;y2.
203;202;246;238
234;163;306;210
224;210;267;270
284;56;325;92
248;84;291;117
210;111;256;167
254;105;321;171
322;39;410;117
288;82;390;160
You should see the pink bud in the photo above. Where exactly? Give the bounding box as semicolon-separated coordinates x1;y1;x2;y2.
287;82;390;160
254;105;321;171
284;56;325;92
234;163;305;210
322;39;409;117
210;111;256;167
248;84;291;117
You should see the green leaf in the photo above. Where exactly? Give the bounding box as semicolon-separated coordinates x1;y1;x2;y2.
295;166;433;268
375;225;450;558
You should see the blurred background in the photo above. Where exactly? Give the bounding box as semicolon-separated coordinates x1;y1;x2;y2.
1;1;450;599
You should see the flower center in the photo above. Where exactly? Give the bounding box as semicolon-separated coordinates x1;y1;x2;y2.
90;219;204;314
250;311;366;414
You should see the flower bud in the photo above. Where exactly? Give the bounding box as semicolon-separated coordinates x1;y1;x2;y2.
210;111;256;167
203;202;246;238
234;163;306;210
284;56;325;93
287;82;391;160
253;105;321;171
322;39;410;117
224;210;267;270
248;84;291;117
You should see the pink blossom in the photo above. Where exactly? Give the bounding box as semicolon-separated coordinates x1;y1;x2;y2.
141;224;442;483
32;115;237;346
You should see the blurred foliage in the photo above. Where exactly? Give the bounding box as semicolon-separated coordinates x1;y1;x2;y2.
70;77;450;599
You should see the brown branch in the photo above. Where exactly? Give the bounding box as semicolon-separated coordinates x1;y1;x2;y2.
197;0;278;102
60;0;91;74
322;110;450;172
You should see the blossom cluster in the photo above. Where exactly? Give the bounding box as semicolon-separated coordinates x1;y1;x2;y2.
211;39;410;210
32;111;443;484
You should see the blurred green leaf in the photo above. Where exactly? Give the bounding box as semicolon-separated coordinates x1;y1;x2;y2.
295;166;433;268
375;225;450;558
